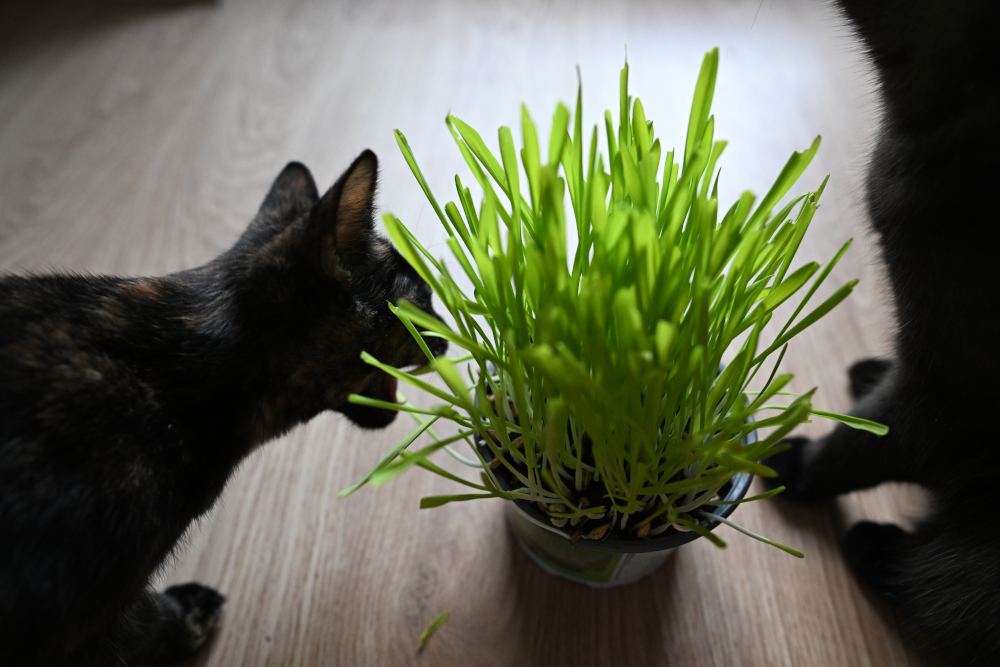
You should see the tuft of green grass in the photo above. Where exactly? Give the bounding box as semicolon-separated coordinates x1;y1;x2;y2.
340;49;885;554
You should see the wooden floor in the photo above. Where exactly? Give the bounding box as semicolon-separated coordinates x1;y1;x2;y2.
0;0;938;665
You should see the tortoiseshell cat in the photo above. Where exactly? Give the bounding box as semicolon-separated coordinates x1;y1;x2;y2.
0;150;447;666
765;1;1000;664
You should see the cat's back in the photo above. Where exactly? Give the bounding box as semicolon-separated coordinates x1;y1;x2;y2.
0;274;162;446
0;274;198;633
1;272;174;500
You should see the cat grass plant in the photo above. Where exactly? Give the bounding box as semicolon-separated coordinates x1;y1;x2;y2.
340;49;886;555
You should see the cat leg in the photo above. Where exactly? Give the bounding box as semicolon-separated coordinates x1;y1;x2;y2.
848;358;893;399
841;521;916;601
842;517;1000;666
762;370;917;502
134;584;226;665
61;584;224;666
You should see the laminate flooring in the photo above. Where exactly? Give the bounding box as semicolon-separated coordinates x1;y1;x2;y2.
0;1;935;664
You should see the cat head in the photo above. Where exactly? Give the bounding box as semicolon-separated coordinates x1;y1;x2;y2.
225;151;447;431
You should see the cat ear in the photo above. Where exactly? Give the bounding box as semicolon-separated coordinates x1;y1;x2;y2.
247;162;320;235
310;150;378;281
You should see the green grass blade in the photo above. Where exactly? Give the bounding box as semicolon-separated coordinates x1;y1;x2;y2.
450;115;507;191
418;611;451;650
754;280;858;364
749;136;821;228
337;415;439;496
394;130;449;229
762;262;819;312
674;515;727;548
709;485;787;504
811;410;889;435
699;511;803;558
420;493;501;508
684;48;718;167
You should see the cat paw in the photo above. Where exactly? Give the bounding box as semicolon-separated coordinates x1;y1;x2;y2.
761;437;829;503
842;521;912;600
848;358;892;399
145;583;226;665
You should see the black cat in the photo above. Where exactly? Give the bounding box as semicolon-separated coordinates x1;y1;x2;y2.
0;150;447;666
765;1;1000;664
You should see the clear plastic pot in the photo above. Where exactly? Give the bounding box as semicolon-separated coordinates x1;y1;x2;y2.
477;420;756;588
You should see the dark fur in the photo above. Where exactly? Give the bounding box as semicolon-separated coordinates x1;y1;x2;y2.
0;150;446;666
763;1;1000;664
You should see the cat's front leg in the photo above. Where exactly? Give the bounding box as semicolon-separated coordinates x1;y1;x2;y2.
841;520;916;600
847;358;893;399
102;584;225;666
763;358;917;501
66;584;223;666
137;583;226;665
843;517;1000;666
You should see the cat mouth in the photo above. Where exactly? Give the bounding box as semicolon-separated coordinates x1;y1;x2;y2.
359;372;398;405
380;374;399;403
338;371;400;429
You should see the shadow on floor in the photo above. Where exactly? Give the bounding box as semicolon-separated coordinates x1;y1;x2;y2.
771;495;945;667
501;527;675;667
0;0;217;64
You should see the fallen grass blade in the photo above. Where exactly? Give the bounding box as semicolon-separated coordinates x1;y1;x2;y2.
418;610;452;651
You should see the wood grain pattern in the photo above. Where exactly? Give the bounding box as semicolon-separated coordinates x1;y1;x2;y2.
0;0;936;664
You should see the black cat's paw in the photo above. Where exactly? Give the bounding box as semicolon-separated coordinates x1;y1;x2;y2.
842;521;912;600
761;437;829;503
145;583;226;665
848;358;892;399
